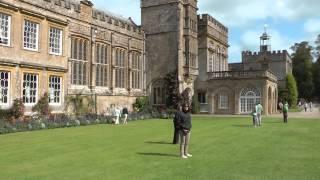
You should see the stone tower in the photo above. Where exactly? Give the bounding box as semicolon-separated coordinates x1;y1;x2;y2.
241;28;292;89
141;0;198;105
260;25;271;52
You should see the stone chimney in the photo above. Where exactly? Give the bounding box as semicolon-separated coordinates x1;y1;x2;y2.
80;0;93;22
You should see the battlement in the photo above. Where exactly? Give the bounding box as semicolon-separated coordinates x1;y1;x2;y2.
242;50;288;56
19;0;143;35
181;0;197;7
198;14;228;33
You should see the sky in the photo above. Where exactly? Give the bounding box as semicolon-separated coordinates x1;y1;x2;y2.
90;0;320;63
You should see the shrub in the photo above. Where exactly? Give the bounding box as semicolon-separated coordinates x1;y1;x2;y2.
32;93;51;116
0;109;11;121
10;99;25;119
191;95;200;114
66;95;95;116
133;97;149;112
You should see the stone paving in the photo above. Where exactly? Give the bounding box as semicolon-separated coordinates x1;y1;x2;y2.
269;104;320;119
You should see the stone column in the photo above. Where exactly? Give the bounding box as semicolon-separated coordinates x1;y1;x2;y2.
209;94;215;114
234;87;240;115
262;81;269;115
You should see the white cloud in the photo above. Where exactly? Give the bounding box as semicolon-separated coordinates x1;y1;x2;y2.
199;0;320;27
228;42;242;62
304;19;320;34
240;28;297;54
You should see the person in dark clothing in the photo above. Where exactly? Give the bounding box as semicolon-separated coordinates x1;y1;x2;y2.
176;104;192;159
172;105;182;144
122;107;129;124
283;101;289;123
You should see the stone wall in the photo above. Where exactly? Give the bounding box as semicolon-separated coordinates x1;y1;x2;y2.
0;0;146;113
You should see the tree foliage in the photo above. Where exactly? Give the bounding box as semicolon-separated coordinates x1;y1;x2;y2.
313;35;320;100
32;93;51;116
291;41;314;100
133;97;149;112
285;74;298;107
164;70;181;109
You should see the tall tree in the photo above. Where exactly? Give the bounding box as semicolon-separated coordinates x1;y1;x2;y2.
313;35;320;100
291;42;314;100
285;74;298;107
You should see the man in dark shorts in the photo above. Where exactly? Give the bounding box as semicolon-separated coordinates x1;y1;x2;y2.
176;104;192;159
172;105;182;144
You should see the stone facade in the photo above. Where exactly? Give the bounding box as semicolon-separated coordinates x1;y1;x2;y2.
141;0;198;105
195;14;279;115
0;0;146;114
241;50;292;89
197;14;229;82
196;71;278;115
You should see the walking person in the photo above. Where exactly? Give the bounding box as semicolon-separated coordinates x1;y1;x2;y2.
278;101;283;114
304;102;308;112
122;106;129;124
283;101;289;123
172;105;182;144
114;106;121;125
255;102;263;127
309;101;313;112
176;104;192;159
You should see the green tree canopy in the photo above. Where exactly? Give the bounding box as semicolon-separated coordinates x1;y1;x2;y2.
291;41;314;100
285;74;298;107
313;35;320;100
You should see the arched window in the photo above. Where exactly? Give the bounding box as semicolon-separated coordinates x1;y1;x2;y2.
215;47;220;72
152;79;166;105
114;48;126;88
71;37;88;85
131;51;141;89
240;87;261;113
208;50;214;72
96;43;109;87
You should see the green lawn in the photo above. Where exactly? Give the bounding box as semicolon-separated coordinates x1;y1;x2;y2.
0;116;319;180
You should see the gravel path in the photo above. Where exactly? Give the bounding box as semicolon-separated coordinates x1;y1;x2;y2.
269;104;320;119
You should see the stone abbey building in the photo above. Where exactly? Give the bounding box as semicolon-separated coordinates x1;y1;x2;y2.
0;0;145;114
0;0;291;115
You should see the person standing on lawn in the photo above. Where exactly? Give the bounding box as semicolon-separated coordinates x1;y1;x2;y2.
255;102;263;127
304;102;308;112
114;106;121;125
283;101;289;123
172;105;182;144
278;101;283;114
251;108;257;127
176;104;192;159
122;107;129;125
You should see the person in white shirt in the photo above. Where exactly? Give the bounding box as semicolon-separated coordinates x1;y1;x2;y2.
114;107;121;125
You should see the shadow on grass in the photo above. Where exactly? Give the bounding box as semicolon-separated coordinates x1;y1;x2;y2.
145;141;172;145
232;125;254;128
137;152;178;157
263;121;283;124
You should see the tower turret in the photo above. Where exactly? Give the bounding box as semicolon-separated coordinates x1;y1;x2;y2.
260;25;271;52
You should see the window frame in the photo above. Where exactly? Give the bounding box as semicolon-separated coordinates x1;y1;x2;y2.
95;43;109;87
70;37;89;86
48;75;62;106
23;19;40;51
114;48;126;89
0;12;11;47
0;71;10;106
131;51;141;90
49;26;63;56
219;94;229;110
22;73;39;106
